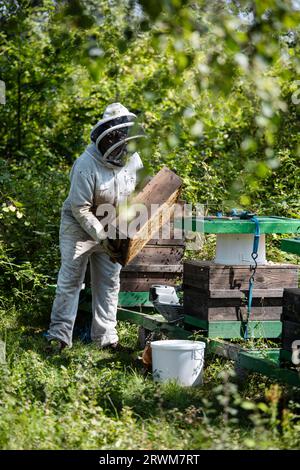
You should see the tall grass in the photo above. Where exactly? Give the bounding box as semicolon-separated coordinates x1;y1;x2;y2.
0;320;300;450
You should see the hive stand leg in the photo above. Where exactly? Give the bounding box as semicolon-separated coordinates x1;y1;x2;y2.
138;326;151;349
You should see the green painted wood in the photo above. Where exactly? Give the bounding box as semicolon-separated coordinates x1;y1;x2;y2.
184;315;207;329
207;320;282;339
117;308;192;339
280;349;293;363
175;216;300;234
184;315;281;339
281;238;300;256
238;351;300;386
243;348;281;362
80;291;153;308
258;349;281;362
118;291;153;307
117;307;164;329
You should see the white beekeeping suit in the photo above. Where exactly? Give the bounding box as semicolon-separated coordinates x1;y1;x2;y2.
47;103;144;348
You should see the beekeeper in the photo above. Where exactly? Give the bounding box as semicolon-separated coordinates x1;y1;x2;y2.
46;103;145;351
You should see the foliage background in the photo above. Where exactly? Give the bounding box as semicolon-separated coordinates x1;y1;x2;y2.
0;0;300;450
1;0;299;280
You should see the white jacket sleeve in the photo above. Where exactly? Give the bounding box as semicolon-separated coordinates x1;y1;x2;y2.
69;165;107;242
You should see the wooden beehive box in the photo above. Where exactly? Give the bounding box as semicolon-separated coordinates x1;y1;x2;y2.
281;288;300;351
120;218;185;292
115;167;182;266
183;261;299;322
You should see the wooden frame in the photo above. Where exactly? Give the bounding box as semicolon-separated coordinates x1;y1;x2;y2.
113;167;182;266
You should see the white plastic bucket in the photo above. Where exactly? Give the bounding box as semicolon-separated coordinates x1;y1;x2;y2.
151;339;206;386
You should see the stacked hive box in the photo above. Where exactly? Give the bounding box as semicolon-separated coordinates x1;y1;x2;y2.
120;220;185;291
183;261;299;334
118;166;184;290
281;288;300;351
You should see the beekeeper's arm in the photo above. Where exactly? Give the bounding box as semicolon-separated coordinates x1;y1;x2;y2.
69;166;107;243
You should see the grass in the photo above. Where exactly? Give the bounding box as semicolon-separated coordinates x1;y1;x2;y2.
1;318;300;450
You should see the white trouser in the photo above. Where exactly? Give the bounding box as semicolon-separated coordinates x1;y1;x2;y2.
47;215;121;347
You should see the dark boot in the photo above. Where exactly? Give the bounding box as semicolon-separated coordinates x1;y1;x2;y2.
45;338;67;355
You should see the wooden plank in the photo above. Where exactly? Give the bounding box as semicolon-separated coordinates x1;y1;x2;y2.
184;289;282;321
126;245;185;265
184;260;298;271
147;238;185;246
120;272;182;292
282;288;300;322
117;308;165;329
121;264;183;273
192;288;284;299
175;216;300;234
113;167;182;266
148;219;185;245
184;287;284;303
183;261;299;291
195;305;282;321
120;279;181;292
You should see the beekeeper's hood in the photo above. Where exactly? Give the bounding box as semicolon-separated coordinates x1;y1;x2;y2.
90;103;145;168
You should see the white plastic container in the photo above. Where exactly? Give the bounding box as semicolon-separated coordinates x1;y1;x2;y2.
151;339;206;386
215;233;266;265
